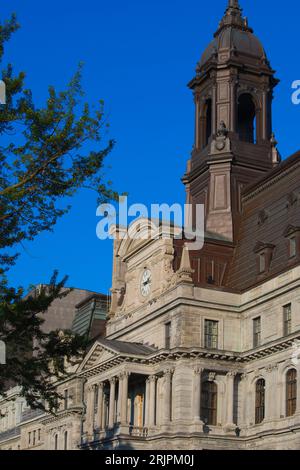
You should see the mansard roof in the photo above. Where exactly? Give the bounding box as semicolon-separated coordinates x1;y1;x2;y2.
227;151;300;291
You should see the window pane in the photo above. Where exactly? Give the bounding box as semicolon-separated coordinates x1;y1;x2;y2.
259;253;266;273
201;381;217;426
284;304;292;336
286;369;297;417
255;379;265;424
205;320;218;349
290;238;297;258
253;318;261;348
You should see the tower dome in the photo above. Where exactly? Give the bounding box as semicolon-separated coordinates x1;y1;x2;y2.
198;0;270;72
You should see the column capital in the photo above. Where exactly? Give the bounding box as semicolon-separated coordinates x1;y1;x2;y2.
98;382;104;390
208;372;216;382
226;371;238;378
164;368;174;377
148;375;157;383
194;367;204;376
109;377;117;385
119;371;130;380
265;364;278;374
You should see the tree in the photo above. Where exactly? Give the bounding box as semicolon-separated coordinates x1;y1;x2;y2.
0;14;116;410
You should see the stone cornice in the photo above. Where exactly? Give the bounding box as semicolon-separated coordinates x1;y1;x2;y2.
77;329;300;380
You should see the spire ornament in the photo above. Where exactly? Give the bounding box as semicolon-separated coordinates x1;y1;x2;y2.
215;0;252;35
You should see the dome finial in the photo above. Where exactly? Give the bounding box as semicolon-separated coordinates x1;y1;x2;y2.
226;0;242;15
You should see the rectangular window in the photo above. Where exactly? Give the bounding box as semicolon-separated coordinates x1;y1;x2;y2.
290;238;297;258
28;432;31;446
253;317;261;348
38;429;41;442
33;430;36;446
284;304;292;336
205;320;219;349
165;322;171;349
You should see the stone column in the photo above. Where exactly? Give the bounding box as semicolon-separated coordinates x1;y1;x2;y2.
86;385;95;438
262;89;268;141
230;78;236;133
108;378;116;428
120;372;130;425
148;376;157;427
145;378;150;427
239;374;248;428
193;367;203;423
225;371;237;430
96;383;104;430
265;365;279;421
163;370;173;424
212;82;217;136
194;95;200;150
296;364;300;415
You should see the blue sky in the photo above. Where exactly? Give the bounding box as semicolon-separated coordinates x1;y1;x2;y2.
2;0;300;295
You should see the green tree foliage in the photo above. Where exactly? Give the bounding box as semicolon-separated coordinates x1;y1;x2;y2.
0;15;116;410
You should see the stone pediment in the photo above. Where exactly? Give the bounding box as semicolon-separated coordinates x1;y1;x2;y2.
78;342;120;373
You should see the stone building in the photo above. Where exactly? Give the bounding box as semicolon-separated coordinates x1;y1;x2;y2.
1;0;300;450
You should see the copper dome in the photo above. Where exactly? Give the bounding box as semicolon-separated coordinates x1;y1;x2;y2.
198;0;269;71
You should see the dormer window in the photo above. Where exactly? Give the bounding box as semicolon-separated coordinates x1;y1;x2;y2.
254;242;275;276
290;237;297;258
284;226;300;260
259;253;266;273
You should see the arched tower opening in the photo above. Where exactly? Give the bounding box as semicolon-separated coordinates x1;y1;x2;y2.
237;93;257;143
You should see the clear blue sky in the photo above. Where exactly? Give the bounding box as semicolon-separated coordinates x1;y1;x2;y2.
2;0;300;295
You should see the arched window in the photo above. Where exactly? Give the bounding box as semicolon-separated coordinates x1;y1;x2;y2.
201;381;217;426
255;379;265;424
286;369;297;417
54;433;58;450
64;431;68;450
205;99;212;146
238;94;256;143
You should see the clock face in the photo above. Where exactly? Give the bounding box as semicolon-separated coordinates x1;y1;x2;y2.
140;269;152;297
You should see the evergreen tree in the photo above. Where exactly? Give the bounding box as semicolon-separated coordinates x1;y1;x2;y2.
0;15;116;411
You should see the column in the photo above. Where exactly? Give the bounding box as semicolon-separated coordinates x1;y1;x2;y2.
108;377;116;428
86;385;95;438
230;78;236;133
194;95;200;149
163;370;173;424
96;383;104;430
148;376;157;427
265;365;279;421
212;82;217;136
239;374;248;428
262;89;268;141
145;378;150;427
225;371;237;429
296;364;300;415
120;372;130;425
193;367;203;422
